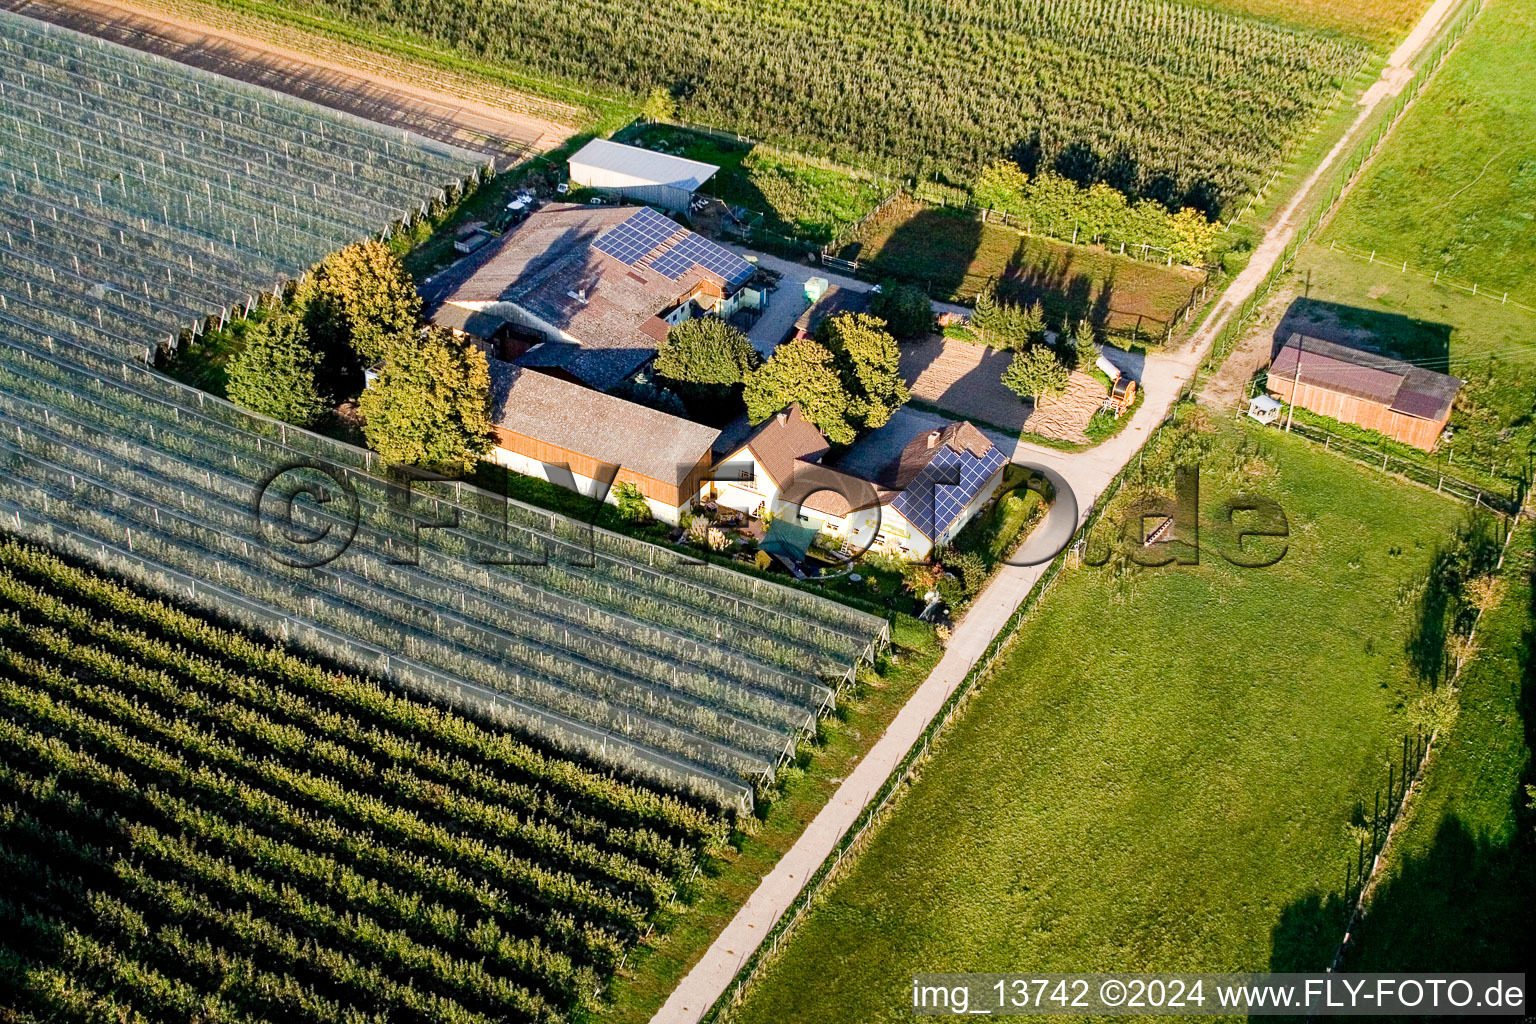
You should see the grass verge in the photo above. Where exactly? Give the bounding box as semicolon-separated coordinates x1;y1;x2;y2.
1343;523;1532;971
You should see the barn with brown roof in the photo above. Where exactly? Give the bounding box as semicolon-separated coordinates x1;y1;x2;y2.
1267;333;1460;451
486;362;720;524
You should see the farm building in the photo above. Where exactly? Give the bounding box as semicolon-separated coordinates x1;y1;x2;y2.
487;362;720;525
567;139;719;213
1267;333;1460;451
432;203;763;391
709;407;1007;559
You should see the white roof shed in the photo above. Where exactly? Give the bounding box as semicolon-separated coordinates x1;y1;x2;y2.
1247;393;1283;424
567;140;719;213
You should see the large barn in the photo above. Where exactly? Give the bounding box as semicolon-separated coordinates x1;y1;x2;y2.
567;139;719;213
432;203;762;391
1267;333;1460;451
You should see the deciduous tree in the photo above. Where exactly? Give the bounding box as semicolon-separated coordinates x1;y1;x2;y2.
1168;207;1222;265
360;327;493;474
867;279;934;339
817;312;910;430
225;311;330;427
972;159;1028;217
299;240;422;367
1002;345;1069;402
743;338;856;444
643;86;676;122
655;316;760;387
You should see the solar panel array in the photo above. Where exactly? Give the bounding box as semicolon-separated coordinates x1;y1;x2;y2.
650;232;756;289
591;206;682;266
890;442;1009;541
649;233;716;279
594;207;756;291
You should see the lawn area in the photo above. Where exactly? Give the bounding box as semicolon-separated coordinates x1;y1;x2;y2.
731;416;1472;1024
1343;524;1533;971
620;125;891;245
839;197;1206;342
1320;0;1536;303
1272;243;1536;495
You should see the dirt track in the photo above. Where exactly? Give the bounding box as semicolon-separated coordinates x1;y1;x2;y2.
1;0;579;168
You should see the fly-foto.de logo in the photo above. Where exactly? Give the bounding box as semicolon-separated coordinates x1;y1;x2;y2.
1080;464;1289;569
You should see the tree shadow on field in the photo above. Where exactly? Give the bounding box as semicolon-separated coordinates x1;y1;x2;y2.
993;240;1101;332
865;206;983;300
1267;554;1534;993
1346;571;1535;976
1407;517;1501;685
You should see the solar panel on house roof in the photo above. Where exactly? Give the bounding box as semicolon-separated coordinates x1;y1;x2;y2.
890;444;1007;540
593;206;682;266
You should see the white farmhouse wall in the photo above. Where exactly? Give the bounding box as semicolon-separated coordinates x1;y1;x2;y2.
490;445;685;525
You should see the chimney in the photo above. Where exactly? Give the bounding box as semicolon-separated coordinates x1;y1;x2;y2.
776;409;789;426
926;429;940;449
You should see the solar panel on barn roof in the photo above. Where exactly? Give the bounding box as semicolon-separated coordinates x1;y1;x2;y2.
592;206;683;266
593;207;755;290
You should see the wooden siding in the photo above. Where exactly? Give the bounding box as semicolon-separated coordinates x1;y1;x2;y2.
493;427;692;507
1268;378;1445;451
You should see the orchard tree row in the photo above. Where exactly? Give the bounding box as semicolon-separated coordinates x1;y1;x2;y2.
270;0;1366;214
0;538;725;1023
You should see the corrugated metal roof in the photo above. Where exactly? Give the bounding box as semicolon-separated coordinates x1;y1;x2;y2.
569;139;719;191
1271;334;1460;422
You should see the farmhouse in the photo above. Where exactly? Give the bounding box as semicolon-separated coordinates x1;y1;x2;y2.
1267;333;1460;451
487;361;720;525
433;203;763;391
567;139;719;214
709;407;1007;559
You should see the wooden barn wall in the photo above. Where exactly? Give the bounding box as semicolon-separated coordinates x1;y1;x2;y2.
1267;378;1444;450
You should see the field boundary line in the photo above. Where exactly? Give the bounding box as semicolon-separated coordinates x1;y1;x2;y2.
1327;519;1526;970
1322;238;1536;314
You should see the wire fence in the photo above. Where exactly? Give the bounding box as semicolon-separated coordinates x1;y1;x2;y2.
1328;517;1523;969
1276;418;1526;516
906;181;1191;269
1323;239;1535;315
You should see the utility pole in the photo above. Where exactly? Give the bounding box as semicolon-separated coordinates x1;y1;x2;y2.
1284;337;1302;432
